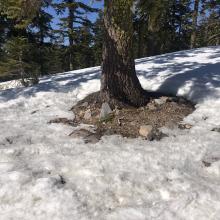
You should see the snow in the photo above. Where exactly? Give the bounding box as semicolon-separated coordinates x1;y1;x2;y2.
0;46;220;220
0;79;22;90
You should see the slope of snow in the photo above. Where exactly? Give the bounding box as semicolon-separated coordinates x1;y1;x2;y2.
0;46;220;220
0;79;22;90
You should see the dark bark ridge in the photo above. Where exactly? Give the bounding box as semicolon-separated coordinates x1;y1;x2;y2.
100;0;148;107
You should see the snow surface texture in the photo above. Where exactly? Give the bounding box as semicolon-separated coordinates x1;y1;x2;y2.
0;80;22;91
0;46;220;220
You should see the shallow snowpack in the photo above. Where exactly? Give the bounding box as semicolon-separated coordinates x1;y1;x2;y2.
0;46;220;220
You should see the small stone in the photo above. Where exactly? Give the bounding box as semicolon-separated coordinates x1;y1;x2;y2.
115;109;120;115
130;121;136;126
165;121;177;129
69;129;100;144
81;102;89;107
154;97;167;105
178;123;192;129
104;130;116;136
161;96;168;102
202;160;211;167
69;129;92;138
100;102;112;119
147;103;157;111
79;110;84;117
212;127;220;132
185;124;192;129
139;125;153;139
84;109;92;120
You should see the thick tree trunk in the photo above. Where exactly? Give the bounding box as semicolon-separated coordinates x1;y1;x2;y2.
101;0;148;107
190;0;199;49
138;20;145;58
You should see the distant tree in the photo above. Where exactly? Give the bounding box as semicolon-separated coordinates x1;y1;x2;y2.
92;11;104;65
0;37;39;85
54;0;98;71
74;25;95;68
31;2;53;75
190;0;200;48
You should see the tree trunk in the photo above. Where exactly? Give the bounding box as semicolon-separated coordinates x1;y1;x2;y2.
100;0;148;107
190;0;199;49
68;0;74;71
138;20;145;58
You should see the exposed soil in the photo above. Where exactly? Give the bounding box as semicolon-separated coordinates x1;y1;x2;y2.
61;92;195;140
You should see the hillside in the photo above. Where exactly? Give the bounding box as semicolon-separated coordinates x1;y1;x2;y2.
0;46;220;220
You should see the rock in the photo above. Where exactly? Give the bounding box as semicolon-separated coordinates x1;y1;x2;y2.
84;109;92;120
79;110;84;117
202;160;211;167
212;127;220;132
81;102;89;107
139;125;153;140
165;121;177;129
69;129;92;138
178;123;192;129
130;121;136;126
167;97;178;102
104;129;116;136
100;102;112;119
161;96;169;102
84;134;101;144
154;97;167;105
69;129;100;144
147;103;157;111
114;108;120;116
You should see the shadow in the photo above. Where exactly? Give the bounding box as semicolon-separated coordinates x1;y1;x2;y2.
157;62;220;101
0;68;101;102
1;46;220;103
135;46;220;102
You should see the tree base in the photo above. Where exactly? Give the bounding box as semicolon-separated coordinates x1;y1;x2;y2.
64;91;195;143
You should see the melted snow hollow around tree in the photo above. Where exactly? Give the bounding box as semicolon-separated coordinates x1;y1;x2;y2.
0;46;220;220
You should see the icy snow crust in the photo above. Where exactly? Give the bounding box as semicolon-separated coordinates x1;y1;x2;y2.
0;47;220;220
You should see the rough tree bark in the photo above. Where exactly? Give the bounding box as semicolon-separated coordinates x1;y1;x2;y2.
100;0;148;107
190;0;199;49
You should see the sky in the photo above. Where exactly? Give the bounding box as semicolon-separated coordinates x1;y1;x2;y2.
46;0;104;31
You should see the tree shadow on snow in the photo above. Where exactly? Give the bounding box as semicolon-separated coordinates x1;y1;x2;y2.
0;68;101;102
0;46;220;103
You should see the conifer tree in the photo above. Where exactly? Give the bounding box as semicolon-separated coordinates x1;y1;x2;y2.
54;0;98;71
0;37;39;85
190;0;200;48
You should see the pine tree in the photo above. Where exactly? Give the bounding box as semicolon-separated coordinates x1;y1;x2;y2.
135;0;192;56
31;2;53;75
92;11;104;66
0;37;39;85
74;25;95;68
190;0;200;48
53;0;98;71
0;0;43;82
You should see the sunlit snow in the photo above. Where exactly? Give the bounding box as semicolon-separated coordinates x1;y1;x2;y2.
0;46;220;220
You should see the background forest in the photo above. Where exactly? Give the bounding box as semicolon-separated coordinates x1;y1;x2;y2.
0;0;219;84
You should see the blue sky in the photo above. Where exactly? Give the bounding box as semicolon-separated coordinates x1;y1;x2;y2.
46;0;103;30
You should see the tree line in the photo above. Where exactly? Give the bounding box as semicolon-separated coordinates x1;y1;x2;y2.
0;0;219;84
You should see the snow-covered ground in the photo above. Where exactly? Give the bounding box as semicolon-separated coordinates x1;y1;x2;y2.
0;79;22;91
0;46;220;220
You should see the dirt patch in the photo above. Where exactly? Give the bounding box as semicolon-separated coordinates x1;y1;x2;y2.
67;92;195;140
